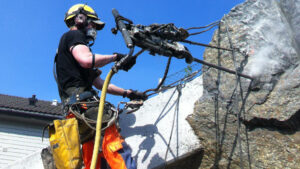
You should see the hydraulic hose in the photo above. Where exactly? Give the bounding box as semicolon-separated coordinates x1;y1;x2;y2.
90;69;115;169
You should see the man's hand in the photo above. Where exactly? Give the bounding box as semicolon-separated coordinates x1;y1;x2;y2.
113;53;126;62
113;53;136;71
120;57;137;72
127;90;148;101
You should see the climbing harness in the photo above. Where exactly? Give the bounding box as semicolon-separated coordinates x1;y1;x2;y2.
67;100;119;132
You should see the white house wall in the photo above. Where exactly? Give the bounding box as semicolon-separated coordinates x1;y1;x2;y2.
0;116;49;168
119;75;203;168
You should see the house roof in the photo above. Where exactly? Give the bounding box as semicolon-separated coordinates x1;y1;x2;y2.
0;94;63;117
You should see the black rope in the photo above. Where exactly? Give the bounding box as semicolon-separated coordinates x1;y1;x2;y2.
146;69;202;97
185;21;220;30
147;64;212;98
144;56;172;96
213;22;222;168
188;22;220;36
238;81;253;169
224;17;244;169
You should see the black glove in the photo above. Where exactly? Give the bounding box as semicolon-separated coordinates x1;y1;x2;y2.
113;53;126;62
120;57;137;72
127;90;148;101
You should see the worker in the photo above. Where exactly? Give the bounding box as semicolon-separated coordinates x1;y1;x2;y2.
55;4;147;169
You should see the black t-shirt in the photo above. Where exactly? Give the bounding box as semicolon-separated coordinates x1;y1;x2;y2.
56;30;98;98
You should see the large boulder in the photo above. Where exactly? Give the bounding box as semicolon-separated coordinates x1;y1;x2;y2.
187;0;300;168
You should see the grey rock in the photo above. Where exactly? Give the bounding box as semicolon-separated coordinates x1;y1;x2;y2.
187;0;300;168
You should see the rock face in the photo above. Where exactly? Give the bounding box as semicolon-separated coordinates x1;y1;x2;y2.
187;0;300;168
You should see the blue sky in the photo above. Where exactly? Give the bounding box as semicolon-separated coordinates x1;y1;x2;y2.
0;0;244;105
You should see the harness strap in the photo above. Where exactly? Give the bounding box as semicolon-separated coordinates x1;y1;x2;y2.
68;101;119;131
53;51;66;98
63;90;95;106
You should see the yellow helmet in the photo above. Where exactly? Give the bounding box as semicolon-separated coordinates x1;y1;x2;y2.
64;4;105;30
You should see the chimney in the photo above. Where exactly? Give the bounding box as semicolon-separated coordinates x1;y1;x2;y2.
29;95;38;106
51;99;58;106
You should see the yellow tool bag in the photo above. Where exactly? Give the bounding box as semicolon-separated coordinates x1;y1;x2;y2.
48;118;82;169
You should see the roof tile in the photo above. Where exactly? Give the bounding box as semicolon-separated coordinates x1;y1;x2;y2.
0;94;63;116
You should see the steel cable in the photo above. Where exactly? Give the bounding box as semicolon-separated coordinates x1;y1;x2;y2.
185;21;220;30
188;22;220;36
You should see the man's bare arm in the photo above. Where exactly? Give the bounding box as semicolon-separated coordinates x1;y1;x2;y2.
93;76;131;97
71;44;117;68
